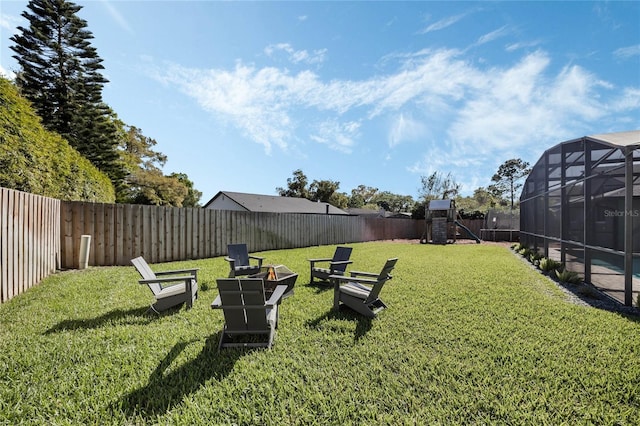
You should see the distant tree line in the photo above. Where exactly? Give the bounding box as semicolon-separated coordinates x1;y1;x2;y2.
277;159;531;220
4;0;201;206
276;169;414;214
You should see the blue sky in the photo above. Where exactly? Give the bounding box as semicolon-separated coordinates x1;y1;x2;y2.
1;1;639;204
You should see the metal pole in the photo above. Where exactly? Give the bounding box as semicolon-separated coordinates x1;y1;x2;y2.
584;139;592;285
624;146;634;306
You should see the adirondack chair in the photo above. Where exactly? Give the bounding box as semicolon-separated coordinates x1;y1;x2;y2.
131;256;199;313
330;258;398;318
225;244;264;277
308;246;353;285
211;278;287;349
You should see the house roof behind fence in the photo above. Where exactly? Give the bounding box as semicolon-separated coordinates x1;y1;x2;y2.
204;191;348;214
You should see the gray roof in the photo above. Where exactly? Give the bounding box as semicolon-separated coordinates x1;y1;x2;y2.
204;191;348;214
587;130;640;147
429;199;454;210
345;208;412;218
346;208;385;217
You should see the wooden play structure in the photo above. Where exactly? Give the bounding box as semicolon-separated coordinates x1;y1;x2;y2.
421;199;481;244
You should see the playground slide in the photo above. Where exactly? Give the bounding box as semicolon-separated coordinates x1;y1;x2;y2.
454;220;481;243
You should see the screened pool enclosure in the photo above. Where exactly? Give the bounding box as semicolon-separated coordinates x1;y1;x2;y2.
520;130;640;306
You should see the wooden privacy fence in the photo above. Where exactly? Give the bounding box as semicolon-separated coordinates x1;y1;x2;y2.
60;202;423;268
1;188;60;303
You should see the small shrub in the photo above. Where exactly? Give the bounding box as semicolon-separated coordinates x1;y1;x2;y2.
528;252;544;266
555;269;582;284
539;258;562;274
517;247;532;257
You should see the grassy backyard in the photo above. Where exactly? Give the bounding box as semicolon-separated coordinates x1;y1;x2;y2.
1;241;639;425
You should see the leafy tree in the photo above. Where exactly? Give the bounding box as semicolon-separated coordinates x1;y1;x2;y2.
490;159;531;210
472;187;495;208
348;185;378;208
418;171;460;201
457;209;485;220
372;191;415;212
10;0;124;187
128;169;188;207
116;121;163;203
309;179;340;202
456;187;499;213
171;172;202;207
276;169;309;198
275;171;412;213
116;121;167;173
329;192;349;209
114;120;198;207
486;184;509;207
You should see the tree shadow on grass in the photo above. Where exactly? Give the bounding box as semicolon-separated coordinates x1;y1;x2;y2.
116;335;241;421
306;308;373;342
45;306;156;333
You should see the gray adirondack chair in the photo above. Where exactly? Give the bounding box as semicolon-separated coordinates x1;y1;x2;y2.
211;278;287;349
225;244;264;277
308;246;353;285
330;258;398;318
131;256;199;313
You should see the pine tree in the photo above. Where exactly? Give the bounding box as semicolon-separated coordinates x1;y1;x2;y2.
10;0;123;187
489;158;531;211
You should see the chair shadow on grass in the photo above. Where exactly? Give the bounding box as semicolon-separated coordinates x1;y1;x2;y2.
44;306;156;333
306;308;373;342
304;281;334;295
117;334;240;420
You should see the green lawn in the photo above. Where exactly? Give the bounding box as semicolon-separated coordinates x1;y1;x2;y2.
1;242;639;425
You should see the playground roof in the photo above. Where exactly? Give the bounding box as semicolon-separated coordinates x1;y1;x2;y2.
429;199;454;210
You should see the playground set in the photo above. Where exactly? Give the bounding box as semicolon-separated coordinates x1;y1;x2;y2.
420;199;481;244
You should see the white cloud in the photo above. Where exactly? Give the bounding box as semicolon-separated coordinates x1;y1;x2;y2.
264;43;327;65
476;25;510;46
406;142;487;193
155;46;635;168
100;0;134;34
0;8;22;79
448;50;610;155
418;13;469;34
611;87;640;111
309;119;360;153
613;44;640;59
506;40;542;52
0;11;22;31
158;63;298;153
388;113;426;148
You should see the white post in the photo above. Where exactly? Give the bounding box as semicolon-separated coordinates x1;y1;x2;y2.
79;235;91;269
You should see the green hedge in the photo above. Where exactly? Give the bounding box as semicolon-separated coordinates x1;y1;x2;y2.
0;77;115;202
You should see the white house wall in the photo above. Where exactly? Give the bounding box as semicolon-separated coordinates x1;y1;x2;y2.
206;195;245;211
